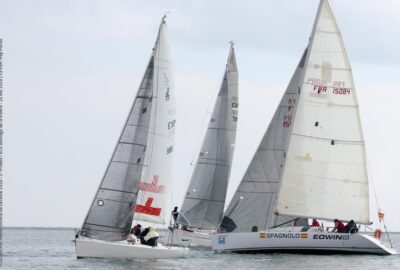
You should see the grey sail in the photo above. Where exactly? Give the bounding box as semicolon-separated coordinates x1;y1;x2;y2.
80;55;155;241
219;48;309;233
177;45;238;230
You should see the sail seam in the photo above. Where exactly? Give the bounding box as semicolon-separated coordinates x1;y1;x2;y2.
185;197;225;203
96;198;132;204
316;30;338;34
125;124;150;128
290;173;367;184
84;223;127;229
99;187;138;194
243;180;279;183
291;133;364;144
305;66;351;71
196;162;230;168
117;142;146;147
301;100;359;109
111;160;148;166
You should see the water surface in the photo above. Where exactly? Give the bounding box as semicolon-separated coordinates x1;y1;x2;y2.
1;229;399;269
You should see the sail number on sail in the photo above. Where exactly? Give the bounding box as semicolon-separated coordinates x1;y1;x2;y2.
283;98;297;128
308;77;351;95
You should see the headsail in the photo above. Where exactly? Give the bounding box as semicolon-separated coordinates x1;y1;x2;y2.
177;44;238;230
219;49;307;233
80;16;174;241
133;16;175;225
276;0;370;224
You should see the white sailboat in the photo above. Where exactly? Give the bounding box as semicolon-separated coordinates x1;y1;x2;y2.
211;0;396;255
172;43;238;247
75;16;188;259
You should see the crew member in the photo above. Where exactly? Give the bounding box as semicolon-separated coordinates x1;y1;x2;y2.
332;219;345;233
311;219;320;227
144;226;160;247
130;224;142;237
140;227;151;244
171;206;179;228
344;220;358;233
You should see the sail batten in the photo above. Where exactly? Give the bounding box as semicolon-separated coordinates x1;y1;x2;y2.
177;45;238;230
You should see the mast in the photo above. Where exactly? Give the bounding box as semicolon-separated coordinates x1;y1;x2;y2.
275;0;370;224
177;43;238;230
80;16;174;241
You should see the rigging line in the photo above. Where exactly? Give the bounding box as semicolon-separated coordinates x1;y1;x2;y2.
182;65;227;206
365;154;393;248
263;195;274;230
200;94;225;230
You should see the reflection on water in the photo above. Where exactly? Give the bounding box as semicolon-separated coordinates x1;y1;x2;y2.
1;229;399;270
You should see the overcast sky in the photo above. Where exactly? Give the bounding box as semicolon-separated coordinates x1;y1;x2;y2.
1;0;399;230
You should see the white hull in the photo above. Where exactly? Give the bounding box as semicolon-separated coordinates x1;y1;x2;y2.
211;230;396;255
75;238;189;259
171;229;211;247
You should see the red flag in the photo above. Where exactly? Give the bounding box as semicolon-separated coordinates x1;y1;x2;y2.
378;210;385;222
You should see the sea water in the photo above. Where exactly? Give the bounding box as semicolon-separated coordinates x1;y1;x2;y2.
1;229;400;269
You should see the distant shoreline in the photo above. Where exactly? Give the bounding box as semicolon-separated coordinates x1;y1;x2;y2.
1;226;170;231
1;227;399;233
2;226;76;230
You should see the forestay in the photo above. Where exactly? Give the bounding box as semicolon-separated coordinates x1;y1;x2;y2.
276;0;369;224
177;44;238;230
219;49;309;233
80;17;175;241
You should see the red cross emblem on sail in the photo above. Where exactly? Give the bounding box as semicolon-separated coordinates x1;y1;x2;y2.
133;175;165;216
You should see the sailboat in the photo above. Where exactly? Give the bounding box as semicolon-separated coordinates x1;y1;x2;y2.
172;43;238;247
211;0;396;255
75;16;188;259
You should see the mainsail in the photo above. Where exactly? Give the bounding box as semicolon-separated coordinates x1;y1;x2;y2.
276;0;369;224
80;16;175;241
219;49;306;233
177;44;238;230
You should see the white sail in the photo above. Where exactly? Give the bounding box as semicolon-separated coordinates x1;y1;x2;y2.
133;17;175;225
177;44;238;230
276;0;369;224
